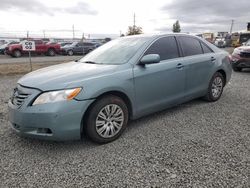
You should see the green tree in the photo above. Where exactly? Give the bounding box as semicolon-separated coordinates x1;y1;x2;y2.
172;20;181;33
127;25;143;35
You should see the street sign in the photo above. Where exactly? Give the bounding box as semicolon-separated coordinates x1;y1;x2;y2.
21;40;36;51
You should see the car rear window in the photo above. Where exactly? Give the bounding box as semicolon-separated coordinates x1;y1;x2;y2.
200;42;213;53
179;36;203;56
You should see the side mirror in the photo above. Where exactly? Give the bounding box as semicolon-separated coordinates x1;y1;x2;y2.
140;54;160;65
242;42;246;46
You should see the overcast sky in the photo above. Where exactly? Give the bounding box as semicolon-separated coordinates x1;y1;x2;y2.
0;0;249;38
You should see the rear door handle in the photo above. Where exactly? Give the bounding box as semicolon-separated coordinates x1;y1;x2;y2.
211;57;216;61
176;63;184;69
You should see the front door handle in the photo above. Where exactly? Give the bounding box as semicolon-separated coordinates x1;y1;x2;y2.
176;63;184;69
211;57;216;61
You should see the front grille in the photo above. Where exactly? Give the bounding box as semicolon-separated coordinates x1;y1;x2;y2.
11;86;31;107
218;41;223;45
240;52;250;58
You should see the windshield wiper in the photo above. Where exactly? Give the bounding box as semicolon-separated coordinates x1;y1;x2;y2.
82;61;97;64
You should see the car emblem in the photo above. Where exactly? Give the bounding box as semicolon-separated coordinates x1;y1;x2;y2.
12;88;18;99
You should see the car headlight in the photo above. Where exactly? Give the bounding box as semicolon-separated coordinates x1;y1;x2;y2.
32;88;82;105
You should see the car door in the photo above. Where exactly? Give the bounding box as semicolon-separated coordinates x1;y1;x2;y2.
34;40;44;53
133;36;186;117
73;43;84;54
177;36;215;98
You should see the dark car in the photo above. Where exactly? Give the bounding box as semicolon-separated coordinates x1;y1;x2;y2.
230;39;250;71
61;42;96;56
0;41;19;54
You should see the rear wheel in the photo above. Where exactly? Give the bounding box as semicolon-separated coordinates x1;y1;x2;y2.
204;72;225;102
13;50;21;58
48;48;55;56
85;95;128;143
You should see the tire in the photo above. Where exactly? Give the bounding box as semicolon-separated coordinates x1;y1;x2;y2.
67;50;73;56
13;50;21;58
204;72;225;102
232;66;242;72
47;48;55;56
85;95;129;143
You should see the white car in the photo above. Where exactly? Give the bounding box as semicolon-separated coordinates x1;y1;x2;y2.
214;38;226;48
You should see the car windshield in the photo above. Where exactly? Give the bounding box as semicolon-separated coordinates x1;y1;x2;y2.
79;37;148;65
64;42;77;47
246;40;250;46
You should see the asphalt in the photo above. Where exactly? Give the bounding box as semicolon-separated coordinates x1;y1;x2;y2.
0;70;249;187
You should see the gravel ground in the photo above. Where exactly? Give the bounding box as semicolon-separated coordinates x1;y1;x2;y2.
0;71;249;187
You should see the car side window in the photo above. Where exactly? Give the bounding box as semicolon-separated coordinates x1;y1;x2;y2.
200;42;213;53
144;36;179;61
179;36;203;56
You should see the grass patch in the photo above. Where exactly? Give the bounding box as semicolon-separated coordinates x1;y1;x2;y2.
0;61;66;75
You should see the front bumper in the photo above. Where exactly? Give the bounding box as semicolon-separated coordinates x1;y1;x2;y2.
0;49;5;54
60;49;69;55
8;99;94;141
232;58;250;68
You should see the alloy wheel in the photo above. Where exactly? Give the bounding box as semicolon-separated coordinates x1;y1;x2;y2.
211;76;223;98
95;104;124;138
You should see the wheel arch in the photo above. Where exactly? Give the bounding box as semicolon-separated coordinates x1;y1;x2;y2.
216;69;226;86
47;47;56;52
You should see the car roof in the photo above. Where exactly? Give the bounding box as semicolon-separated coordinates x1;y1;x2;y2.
121;33;197;40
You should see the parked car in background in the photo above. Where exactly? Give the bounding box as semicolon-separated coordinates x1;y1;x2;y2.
202;32;214;43
8;34;232;143
214;37;226;48
230;39;250;71
0;41;19;54
5;39;61;58
61;42;96;56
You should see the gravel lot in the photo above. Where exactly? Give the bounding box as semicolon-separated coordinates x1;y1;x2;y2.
0;71;249;187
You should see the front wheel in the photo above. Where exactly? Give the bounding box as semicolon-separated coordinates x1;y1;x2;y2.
13;50;21;58
67;50;73;56
85;95;129;143
232;66;242;72
204;72;225;102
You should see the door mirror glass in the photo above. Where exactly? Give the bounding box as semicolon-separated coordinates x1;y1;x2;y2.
140;54;160;65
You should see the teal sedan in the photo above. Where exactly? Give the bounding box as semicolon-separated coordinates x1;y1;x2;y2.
8;34;232;143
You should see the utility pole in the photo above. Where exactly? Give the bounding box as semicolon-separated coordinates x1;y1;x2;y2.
26;31;29;39
81;32;85;42
72;24;75;40
230;20;234;34
43;30;46;38
133;13;136;34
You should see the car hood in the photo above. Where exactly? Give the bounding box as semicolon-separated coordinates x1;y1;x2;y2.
18;62;118;91
61;46;73;50
0;44;7;49
236;46;250;52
